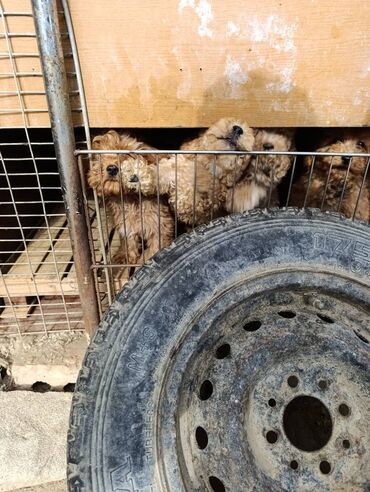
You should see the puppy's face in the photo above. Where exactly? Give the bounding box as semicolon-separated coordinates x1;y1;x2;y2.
119;157;157;195
205;118;255;152
253;129;293;186
305;139;369;175
88;154;122;196
88;130;155;197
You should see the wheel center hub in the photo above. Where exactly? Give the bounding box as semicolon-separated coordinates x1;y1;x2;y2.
283;395;333;452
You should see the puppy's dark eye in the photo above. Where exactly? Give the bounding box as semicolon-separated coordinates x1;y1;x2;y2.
357;140;366;149
263;143;274;150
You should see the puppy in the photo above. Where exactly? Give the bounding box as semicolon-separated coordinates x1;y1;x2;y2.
88;130;174;276
290;139;370;221
180;117;255;187
121;118;255;226
225;129;294;213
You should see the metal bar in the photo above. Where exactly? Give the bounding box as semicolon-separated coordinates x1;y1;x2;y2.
285;155;297;207
62;0;106;316
337;158;353;213
352;157;370;220
75;149;370;157
320;156;334;210
97;155;114;301
138;157;146;264
230;156;237;213
303;156;316;208
32;0;99;336
210;155;216;221
174;154;178;238
192;155;197;229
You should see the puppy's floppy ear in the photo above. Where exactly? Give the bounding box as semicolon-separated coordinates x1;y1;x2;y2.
92;130;121;150
316;144;331;154
304;152;323;170
137;143;161;165
304;143;331;170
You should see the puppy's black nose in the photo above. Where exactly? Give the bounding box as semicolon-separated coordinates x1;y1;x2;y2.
232;125;243;137
129;174;139;183
107;164;118;177
342;156;351;166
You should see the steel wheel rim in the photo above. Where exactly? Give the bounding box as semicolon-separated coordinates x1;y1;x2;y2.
157;270;370;491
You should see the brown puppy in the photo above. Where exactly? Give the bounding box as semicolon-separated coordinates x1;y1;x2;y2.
87;130;174;275
291;139;370;221
225;129;294;213
121;118;255;225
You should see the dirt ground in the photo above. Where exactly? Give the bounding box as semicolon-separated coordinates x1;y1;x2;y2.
14;481;66;492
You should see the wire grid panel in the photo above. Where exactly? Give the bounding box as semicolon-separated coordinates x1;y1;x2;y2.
0;0;84;336
78;148;370;314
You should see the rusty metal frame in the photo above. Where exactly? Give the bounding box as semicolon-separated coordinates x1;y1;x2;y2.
32;0;99;335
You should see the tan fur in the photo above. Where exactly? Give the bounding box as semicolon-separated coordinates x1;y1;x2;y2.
225;129;294;213
181;117;255;187
121;118;255;225
291;139;370;221
87;130;174;274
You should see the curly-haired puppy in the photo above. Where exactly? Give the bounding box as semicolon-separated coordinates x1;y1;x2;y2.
88;130;174;275
225;129;294;213
290;139;370;220
121;118;255;225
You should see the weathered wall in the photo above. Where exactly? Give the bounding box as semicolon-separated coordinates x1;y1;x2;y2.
2;0;370;128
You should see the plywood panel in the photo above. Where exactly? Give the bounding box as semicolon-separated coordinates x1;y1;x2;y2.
68;0;370;128
2;1;370;128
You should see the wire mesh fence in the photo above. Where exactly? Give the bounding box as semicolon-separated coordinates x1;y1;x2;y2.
0;0;85;336
77;144;370;316
1;1;370;336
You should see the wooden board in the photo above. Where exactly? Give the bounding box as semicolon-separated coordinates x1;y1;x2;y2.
0;203;126;304
68;0;370;128
0;213;77;298
2;0;370;128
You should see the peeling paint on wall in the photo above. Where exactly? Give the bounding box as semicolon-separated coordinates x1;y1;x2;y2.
249;15;297;53
224;54;248;98
226;21;240;37
179;0;214;38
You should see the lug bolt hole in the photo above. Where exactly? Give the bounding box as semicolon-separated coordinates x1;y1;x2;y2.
195;426;208;450
209;476;225;492
215;343;231;359
199;380;213;401
318;380;328;390
278;310;296;319
353;330;369;344
243;320;262;332
266;430;278;444
290;460;299;470
317;313;334;324
338;403;350;417
287;375;299;388
342;439;350;449
268;398;277;407
319;460;331;474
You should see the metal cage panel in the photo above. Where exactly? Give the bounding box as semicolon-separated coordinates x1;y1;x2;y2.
0;0;90;337
77;147;370;317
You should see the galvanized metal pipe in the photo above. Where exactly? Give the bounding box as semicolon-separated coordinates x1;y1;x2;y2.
32;0;99;336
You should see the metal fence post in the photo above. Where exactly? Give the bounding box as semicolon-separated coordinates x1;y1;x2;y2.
32;0;99;336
